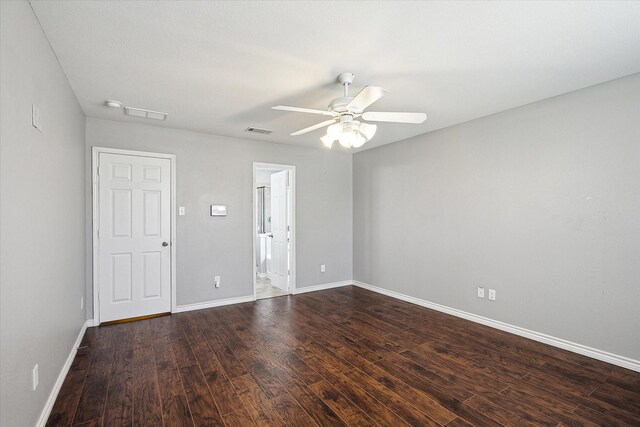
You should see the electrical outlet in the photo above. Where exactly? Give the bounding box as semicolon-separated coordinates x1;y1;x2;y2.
214;276;221;288
32;364;39;391
80;296;84;310
320;264;326;273
489;289;496;301
32;104;42;132
477;287;485;298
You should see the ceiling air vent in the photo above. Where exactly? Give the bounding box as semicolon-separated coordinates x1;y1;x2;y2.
245;127;274;135
124;107;168;121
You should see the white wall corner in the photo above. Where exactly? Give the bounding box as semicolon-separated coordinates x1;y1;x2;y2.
37;320;90;427
352;281;640;373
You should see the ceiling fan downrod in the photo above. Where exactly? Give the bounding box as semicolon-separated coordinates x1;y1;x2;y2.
338;72;354;97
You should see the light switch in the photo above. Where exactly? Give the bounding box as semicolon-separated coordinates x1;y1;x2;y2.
178;206;186;216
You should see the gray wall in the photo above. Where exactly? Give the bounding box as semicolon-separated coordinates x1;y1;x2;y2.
0;2;87;426
354;73;640;360
85;118;353;314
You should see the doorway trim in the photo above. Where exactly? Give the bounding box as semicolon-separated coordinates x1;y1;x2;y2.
91;147;177;325
252;162;296;300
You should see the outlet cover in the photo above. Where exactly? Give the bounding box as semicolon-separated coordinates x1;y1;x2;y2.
489;289;496;301
320;264;326;273
214;276;221;288
477;287;485;298
32;104;42;132
33;364;39;391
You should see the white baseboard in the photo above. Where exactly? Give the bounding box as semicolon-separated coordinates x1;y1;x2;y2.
37;320;91;427
294;280;353;295
353;281;640;373
173;281;353;313
86;318;98;327
173;295;255;313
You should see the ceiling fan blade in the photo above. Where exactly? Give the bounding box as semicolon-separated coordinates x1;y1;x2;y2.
346;86;386;113
272;105;335;116
290;119;336;136
362;111;427;124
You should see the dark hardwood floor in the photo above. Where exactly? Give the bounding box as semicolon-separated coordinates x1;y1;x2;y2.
47;286;640;426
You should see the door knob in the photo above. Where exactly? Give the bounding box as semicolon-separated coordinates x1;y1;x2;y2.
162;241;169;247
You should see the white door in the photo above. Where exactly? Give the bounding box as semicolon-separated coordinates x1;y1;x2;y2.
98;153;171;322
270;170;288;291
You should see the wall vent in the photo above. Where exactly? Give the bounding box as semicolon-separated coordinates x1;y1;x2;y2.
124;107;168;121
245;127;274;135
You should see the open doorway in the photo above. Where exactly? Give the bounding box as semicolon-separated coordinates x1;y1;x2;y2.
253;163;296;300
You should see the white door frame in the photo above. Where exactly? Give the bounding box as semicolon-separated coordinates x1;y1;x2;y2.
252;162;296;299
91;147;177;324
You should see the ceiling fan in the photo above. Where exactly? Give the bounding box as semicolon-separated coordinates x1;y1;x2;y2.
272;72;427;149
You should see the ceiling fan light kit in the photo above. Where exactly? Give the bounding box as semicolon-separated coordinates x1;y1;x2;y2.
272;72;427;149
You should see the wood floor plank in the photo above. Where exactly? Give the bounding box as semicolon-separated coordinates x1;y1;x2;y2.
231;374;287;427
605;372;640;395
331;345;457;425
179;364;226;427
222;408;256;427
45;346;94;427
373;358;506;426
73;418;102;427
304;354;411;426
103;326;134;427
464;394;533;426
269;365;347;427
178;314;243;416
577;393;640;425
73;326;117;425
162;394;194;427
150;317;193;425
132;322;163;427
344;368;440;426
308;379;378;427
381;351;475;401
47;286;640;427
71;379;110;426
572;403;638;427
589;383;640;415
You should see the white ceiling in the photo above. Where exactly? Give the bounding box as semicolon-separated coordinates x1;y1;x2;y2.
31;1;640;151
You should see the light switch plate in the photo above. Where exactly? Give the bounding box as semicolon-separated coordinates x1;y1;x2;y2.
489;289;496;301
320;264;326;273
210;205;227;216
477;287;485;298
178;206;186;216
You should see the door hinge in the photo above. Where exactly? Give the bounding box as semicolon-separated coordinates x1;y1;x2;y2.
97;165;102;176
97;229;101;239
